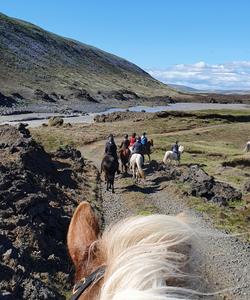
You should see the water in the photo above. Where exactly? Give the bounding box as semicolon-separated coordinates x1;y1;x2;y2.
0;103;250;128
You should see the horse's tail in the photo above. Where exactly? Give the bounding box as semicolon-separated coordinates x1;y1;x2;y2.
163;151;169;164
136;156;145;179
244;143;250;152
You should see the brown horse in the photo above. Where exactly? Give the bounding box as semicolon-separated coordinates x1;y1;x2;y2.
143;139;154;161
101;155;117;193
67;201;201;300
119;147;131;174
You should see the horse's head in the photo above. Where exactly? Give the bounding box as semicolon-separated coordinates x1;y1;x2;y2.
67;202;105;299
120;147;130;157
179;145;184;153
149;139;154;146
68;202;199;300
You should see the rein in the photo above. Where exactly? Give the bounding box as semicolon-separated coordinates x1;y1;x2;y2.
71;266;106;300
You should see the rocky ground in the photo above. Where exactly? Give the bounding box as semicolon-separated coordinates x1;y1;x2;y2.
0;125;102;299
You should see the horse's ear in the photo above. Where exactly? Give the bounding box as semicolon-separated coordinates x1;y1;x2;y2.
67;201;99;267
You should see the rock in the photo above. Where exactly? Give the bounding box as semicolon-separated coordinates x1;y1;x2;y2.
34;89;56;103
94;114;106;122
244;181;250;192
68;88;98;103
48;116;64;127
212;182;242;205
21;278;61;300
63;122;72;127
0;125;102;298
54;145;82;161
170;164;242;205
0;92;16;107
180;165;215;199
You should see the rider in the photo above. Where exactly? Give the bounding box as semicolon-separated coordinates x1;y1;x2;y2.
105;134;120;173
132;136;145;164
171;140;180;160
141;132;148;152
129;133;136;147
120;134;130;149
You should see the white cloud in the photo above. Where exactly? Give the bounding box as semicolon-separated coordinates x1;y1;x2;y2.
147;61;250;90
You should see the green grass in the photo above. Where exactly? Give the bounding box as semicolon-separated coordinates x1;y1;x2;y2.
137;204;158;216
187;196;250;242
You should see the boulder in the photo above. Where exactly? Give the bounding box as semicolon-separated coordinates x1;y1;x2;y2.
177;165;241;205
48;116;64;127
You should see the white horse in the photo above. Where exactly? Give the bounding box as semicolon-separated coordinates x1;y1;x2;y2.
244;141;250;152
130;153;145;182
163;145;184;164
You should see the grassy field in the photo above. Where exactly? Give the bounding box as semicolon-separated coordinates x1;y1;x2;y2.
32;110;250;241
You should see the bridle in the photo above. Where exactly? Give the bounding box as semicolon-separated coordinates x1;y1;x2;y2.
71;266;106;300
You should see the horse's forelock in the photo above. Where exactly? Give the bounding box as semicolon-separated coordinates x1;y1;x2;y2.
99;214;197;300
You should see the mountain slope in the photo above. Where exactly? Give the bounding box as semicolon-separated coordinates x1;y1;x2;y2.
0;12;180;108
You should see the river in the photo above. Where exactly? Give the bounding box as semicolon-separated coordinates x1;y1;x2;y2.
0;102;250;127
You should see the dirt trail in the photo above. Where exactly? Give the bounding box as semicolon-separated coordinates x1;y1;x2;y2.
80;139;250;300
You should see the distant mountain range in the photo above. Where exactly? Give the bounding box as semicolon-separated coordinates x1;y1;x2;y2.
168;84;250;95
0;12;185;109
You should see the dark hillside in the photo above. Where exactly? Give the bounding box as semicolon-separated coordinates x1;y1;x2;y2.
0;13;180;109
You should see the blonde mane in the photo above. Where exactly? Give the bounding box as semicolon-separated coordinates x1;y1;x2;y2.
97;214;197;300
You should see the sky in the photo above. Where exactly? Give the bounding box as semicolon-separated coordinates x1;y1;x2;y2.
1;0;250;90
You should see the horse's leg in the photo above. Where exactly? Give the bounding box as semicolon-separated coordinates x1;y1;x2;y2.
106;180;109;191
132;164;136;180
112;177;115;193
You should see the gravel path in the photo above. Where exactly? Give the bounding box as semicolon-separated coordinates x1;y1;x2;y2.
81;140;250;300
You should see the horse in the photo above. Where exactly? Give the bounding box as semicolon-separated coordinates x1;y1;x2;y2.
67;201;199;300
129;153;145;182
143;139;154;161
129;140;154;162
244;141;250;152
101;155;118;193
119;147;131;174
163;145;184;165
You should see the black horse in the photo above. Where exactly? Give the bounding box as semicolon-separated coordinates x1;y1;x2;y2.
101;154;118;193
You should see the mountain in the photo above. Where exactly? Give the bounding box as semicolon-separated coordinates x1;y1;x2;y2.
0;12;181;110
169;84;250;95
168;84;199;93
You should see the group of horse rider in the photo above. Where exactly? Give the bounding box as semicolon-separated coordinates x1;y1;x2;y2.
104;133;149;170
104;133;181;173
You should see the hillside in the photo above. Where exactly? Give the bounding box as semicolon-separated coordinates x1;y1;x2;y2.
0;12;181;110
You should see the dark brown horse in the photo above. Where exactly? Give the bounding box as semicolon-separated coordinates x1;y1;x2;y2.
101;155;118;193
143;139;154;161
119;147;131;174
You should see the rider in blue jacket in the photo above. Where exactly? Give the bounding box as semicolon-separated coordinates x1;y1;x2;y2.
141;132;148;145
132;136;145;164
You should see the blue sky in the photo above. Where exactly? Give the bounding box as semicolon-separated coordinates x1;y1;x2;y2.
1;0;250;90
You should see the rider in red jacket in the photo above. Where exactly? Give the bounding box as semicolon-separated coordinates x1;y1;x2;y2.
129;133;136;147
